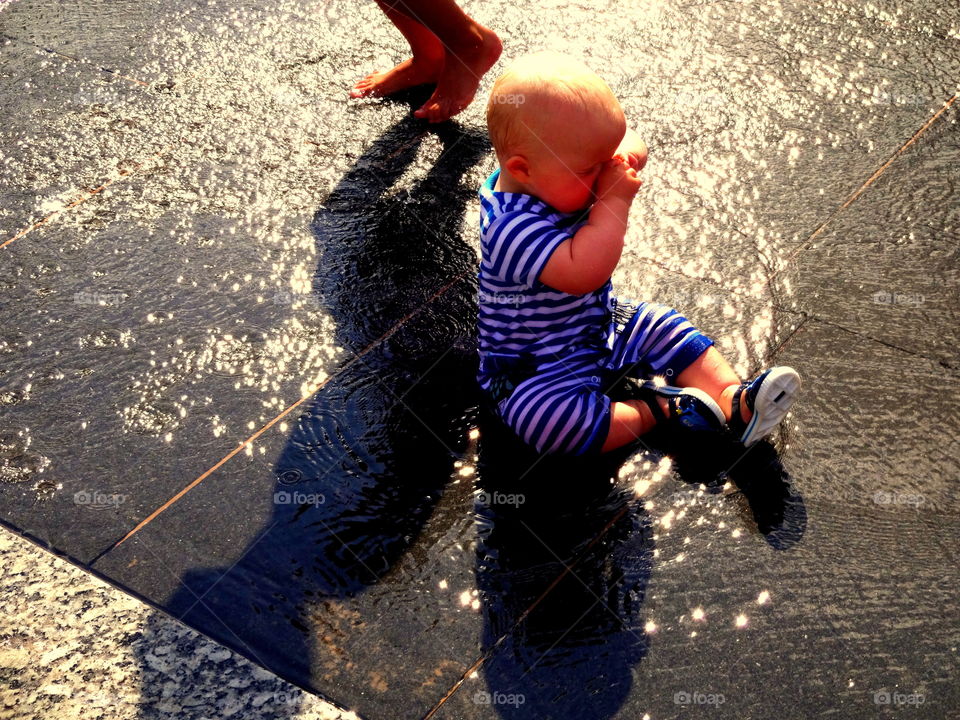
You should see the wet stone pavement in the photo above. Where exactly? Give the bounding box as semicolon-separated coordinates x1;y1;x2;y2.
0;524;360;720
0;0;958;718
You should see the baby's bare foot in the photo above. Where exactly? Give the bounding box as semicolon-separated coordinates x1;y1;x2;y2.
414;23;502;123
350;56;442;99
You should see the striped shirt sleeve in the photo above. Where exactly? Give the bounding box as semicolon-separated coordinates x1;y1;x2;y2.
483;211;572;288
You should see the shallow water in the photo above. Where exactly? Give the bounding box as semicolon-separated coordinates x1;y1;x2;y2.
1;0;958;717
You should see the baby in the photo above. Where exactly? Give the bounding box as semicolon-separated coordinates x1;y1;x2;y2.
477;51;800;455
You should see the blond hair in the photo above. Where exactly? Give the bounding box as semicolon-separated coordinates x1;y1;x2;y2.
486;51;622;160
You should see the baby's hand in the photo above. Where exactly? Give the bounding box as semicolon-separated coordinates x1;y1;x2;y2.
615;130;649;172
594;156;643;202
621;146;648;173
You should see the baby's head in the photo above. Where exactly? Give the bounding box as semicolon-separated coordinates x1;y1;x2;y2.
486;51;626;213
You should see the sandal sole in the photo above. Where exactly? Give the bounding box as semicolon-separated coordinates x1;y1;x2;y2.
741;367;801;446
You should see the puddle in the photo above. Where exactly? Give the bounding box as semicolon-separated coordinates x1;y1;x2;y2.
0;427;50;485
0;0;956;716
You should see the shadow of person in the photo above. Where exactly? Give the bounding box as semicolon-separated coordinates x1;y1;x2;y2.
663;429;808;551
724;439;808;551
469;379;806;717
137;97;489;716
471;405;653;719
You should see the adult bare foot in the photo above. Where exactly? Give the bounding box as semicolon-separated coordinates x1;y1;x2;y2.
350;56;443;99
413;23;502;122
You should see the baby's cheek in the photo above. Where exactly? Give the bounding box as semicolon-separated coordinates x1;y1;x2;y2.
576;188;594;211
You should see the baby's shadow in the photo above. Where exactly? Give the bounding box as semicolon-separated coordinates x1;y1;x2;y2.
602;374;807;550
472;407;652;719
470;391;806;718
661;429;808;551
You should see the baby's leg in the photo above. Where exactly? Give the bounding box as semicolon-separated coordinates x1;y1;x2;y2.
496;357;662;455
493;359;717;455
678;349;803;446
605;300;748;424
601;399;663;453
607;301;799;445
674;346;748;424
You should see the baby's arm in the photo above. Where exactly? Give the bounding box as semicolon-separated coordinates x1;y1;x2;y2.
615;128;648;172
539;158;643;295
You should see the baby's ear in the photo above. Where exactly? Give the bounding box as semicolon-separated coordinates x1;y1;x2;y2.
504;154;531;183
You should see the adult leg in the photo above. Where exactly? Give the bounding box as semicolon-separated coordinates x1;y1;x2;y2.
351;0;501;122
350;0;445;100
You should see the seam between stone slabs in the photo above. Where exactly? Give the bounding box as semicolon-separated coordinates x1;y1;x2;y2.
0;147;172;250
769;92;959;284
0;34;167;250
0;517;365;719
421;502;636;720
761;313;811;366
0;32;153;87
791;314;960;375
603;257;813;376
693;316;812;484
635;93;958;296
127;520;285;673
89;270;472;564
91;304;471;655
773;315;960;374
1;39;952;277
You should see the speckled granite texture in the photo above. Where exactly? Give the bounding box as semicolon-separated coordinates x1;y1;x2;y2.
0;526;363;720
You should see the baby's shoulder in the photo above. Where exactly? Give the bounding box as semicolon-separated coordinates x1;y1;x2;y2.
482;204;564;241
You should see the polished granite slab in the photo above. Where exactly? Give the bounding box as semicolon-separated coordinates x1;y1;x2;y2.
1;0;957;717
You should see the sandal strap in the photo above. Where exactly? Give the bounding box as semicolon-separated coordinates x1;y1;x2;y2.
634;385;669;425
728;384;748;434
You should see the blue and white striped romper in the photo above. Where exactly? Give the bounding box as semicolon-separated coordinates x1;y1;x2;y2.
477;169;714;455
